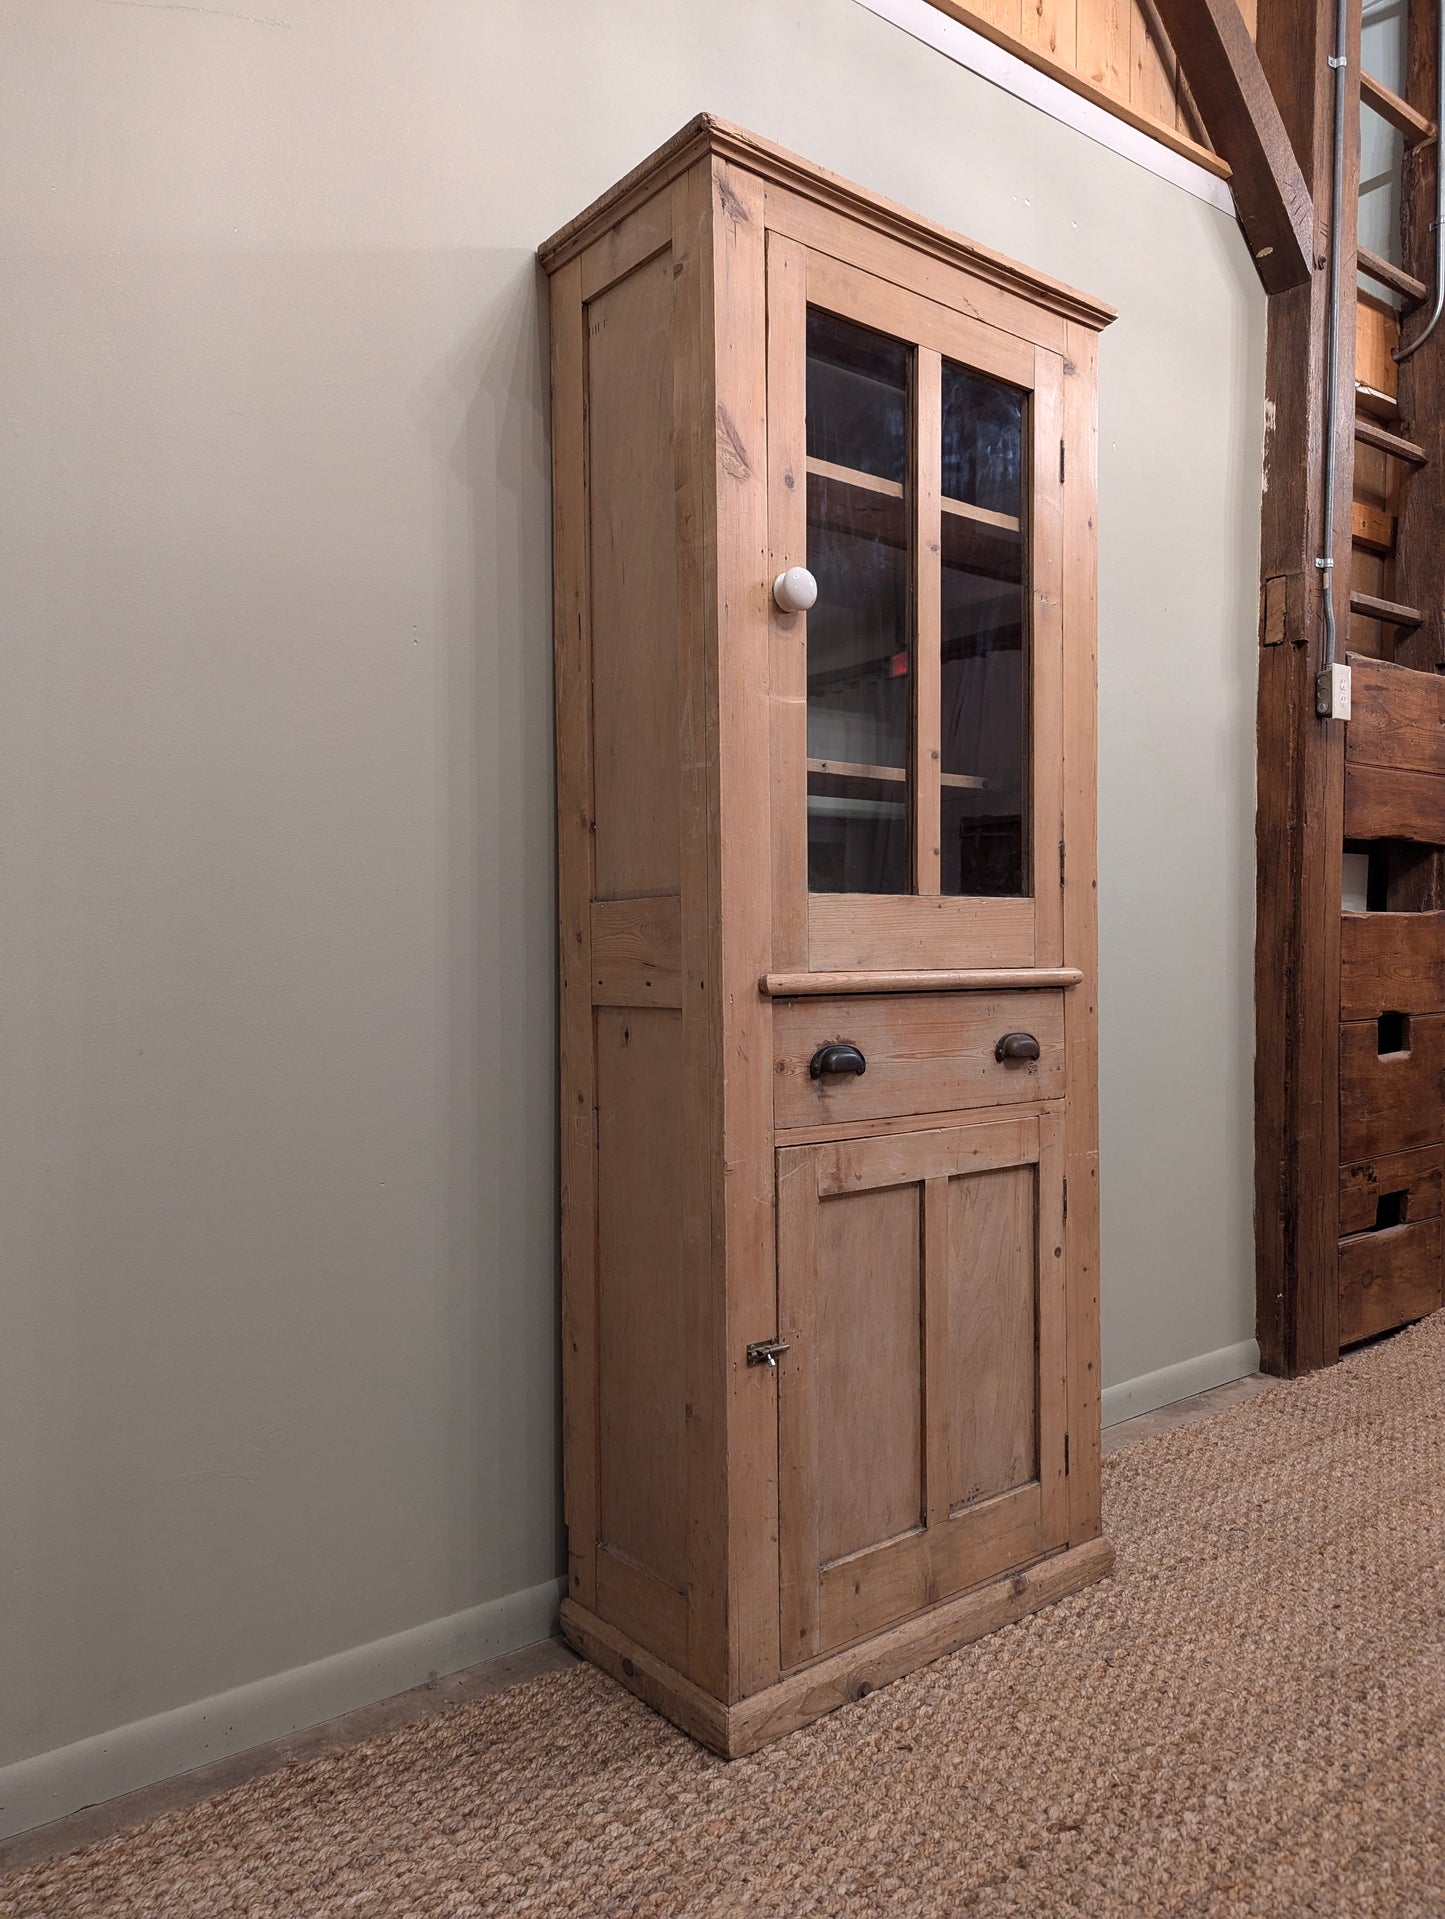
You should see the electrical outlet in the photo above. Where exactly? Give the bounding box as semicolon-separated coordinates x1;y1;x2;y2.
1316;662;1351;721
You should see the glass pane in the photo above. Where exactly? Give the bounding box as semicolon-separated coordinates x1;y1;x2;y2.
939;360;1028;898
805;310;913;896
942;364;1024;519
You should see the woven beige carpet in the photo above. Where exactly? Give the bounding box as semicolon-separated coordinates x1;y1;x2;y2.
7;1316;1445;1918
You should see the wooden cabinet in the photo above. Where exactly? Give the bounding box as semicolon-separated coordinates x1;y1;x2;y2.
540;115;1114;1757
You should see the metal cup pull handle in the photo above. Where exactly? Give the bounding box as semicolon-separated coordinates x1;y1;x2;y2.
809;1042;867;1079
995;1031;1041;1064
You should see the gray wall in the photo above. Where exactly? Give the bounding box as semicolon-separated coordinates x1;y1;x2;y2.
0;0;1264;1831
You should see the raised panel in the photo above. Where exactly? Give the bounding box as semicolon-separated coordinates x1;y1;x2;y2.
947;1164;1038;1508
587;251;679;900
595;1008;687;1602
814;1183;924;1564
1339;1014;1445;1162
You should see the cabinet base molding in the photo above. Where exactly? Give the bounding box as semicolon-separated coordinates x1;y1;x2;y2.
560;1534;1114;1758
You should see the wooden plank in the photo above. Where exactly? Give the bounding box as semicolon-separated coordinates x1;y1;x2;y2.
562;1534;1116;1758
766;231;809;973
1394;0;1445;679
816;1114;1039;1198
1343;660;1443;779
763;180;1076;359
777;1146;822;1670
590;895;683;1008
816;1484;1042;1652
549;255;600;1613
579;190;672;301
1356;295;1400;405
1147;0;1316;290
761;966;1083;996
1354;416;1427;467
594;1546;687;1672
1350;501;1395;555
1339;911;1445;1018
772;991;1065;1129
1339;1012;1445;1161
1339;1145;1444;1236
705;155;781;1701
1130;0;1180;136
922;0;1232;178
596;1008;688;1592
669;158;726;1698
1030;348;1068;970
922;1177;952;1534
588;250;681;900
1061;321;1104;1538
1338;1216;1444;1343
1251;0;1356;1376
804;455;902;499
1077;0;1131;100
804;246;1039;386
1357;245;1429;309
1359;67;1436;146
1349;589;1424;627
916;348;943;897
1344;763;1445;844
941;495;1024;533
809;892;1035;971
1019;0;1077;69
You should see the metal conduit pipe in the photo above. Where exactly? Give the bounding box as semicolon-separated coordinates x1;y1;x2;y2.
1316;0;1351;712
1395;0;1445;365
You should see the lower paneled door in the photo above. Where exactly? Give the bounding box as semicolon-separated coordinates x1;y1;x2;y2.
776;1109;1068;1668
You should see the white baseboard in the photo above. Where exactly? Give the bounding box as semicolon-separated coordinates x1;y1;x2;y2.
1101;1338;1261;1428
0;1574;565;1842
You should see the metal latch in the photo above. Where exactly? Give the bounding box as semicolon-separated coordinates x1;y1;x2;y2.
746;1339;790;1368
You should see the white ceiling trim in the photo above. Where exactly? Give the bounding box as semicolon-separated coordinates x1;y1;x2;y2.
855;0;1238;216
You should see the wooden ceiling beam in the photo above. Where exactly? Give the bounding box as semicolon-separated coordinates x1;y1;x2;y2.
1150;0;1316;292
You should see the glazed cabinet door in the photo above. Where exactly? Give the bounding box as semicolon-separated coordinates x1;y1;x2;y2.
775;1112;1068;1668
767;235;1066;974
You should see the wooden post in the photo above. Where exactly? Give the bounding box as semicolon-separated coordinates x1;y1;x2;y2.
1253;0;1358;1375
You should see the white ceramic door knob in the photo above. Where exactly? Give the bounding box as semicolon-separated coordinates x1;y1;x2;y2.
772;566;818;613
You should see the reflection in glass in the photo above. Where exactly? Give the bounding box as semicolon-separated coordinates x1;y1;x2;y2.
805;310;913;895
939;360;1028;897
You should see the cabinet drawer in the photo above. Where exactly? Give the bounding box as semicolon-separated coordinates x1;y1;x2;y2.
772;991;1065;1128
1339;1218;1443;1346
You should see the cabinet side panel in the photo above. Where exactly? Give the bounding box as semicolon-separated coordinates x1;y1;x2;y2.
595;1007;688;1596
1061;322;1104;1544
587;250;680;900
551;256;599;1612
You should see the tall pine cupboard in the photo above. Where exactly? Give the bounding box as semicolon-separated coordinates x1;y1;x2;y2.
539;117;1115;1755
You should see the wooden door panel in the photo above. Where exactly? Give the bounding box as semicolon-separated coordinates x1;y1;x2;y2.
948;1165;1037;1509
778;1113;1068;1668
814;1184;924;1564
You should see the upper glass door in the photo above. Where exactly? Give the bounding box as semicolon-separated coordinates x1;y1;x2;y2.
768;241;1064;974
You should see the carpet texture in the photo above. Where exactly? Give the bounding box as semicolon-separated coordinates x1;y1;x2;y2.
6;1315;1445;1917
